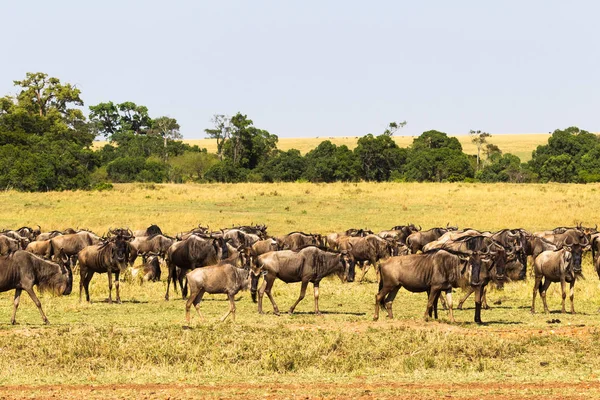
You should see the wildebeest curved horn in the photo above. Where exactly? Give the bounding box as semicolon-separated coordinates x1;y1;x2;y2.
564;237;574;247
595;224;598;231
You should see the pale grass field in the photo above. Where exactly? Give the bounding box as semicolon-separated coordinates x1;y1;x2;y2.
93;133;551;161
2;182;600;397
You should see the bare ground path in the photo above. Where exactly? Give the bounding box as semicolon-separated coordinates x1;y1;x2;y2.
2;382;600;399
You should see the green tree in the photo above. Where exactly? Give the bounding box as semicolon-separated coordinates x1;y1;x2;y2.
470;130;491;170
260;149;306;182
149;116;182;161
354;134;407;181
303;141;358;182
381;120;407;136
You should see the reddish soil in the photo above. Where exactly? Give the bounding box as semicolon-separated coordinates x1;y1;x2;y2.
1;382;599;399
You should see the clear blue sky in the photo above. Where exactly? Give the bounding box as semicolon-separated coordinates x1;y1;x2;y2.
3;1;598;138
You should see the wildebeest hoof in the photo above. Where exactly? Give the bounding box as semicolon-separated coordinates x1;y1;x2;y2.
315;312;322;316
457;305;463;310
483;305;490;310
531;310;536;314
494;299;502;305
43;319;50;325
10;320;17;325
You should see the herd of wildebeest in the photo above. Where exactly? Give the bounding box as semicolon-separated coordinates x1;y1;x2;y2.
0;222;599;325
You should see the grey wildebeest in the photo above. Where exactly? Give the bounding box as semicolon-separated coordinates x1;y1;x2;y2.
78;236;131;303
185;250;251;324
128;234;175;265
36;230;63;242
338;234;395;282
374;248;498;324
165;234;229;300
277;232;324;251
46;231;102;268
25;240;52;258
1;230;29;249
131;253;162;283
0;250;72;324
406;225;457;254
0;235;20;255
592;233;600;279
531;244;577;314
379;224;421;244
253;246;354;315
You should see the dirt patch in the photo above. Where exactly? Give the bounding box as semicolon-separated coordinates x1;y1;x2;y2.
2;382;599;399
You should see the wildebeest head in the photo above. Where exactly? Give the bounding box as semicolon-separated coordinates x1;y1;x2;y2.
111;239;131;270
337;248;355;283
39;248;73;296
562;237;582;274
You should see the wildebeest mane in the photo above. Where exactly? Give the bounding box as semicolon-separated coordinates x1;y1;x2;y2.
29;254;69;293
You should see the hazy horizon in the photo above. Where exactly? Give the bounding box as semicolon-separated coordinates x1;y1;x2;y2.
3;1;599;139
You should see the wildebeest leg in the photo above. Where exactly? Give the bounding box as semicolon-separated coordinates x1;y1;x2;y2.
313;283;321;315
481;286;490;310
185;288;205;325
358;261;370;283
569;280;575;314
179;268;188;299
107;270;114;304
374;284;393;321
10;289;22;325
115;271;121;304
24;287;49;325
289;280;309;314
424;288;440;321
445;290;455;323
262;277;280;315
531;275;542;314
439;293;448;311
383;287;400;319
474;286;483;324
540;279;552;314
457;286;474;310
560;278;567;314
165;263;173;300
82;271;94;302
221;293;236;322
433;290;441;320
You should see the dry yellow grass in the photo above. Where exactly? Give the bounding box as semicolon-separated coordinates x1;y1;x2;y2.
2;181;598;235
93;133;550;161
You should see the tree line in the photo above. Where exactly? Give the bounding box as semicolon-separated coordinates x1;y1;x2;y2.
1;73;598;191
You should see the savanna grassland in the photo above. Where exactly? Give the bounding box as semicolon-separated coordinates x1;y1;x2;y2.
2;182;600;399
94;133;550;161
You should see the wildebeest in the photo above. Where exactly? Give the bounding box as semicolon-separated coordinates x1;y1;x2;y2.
185;250;252;323
36;230;63;242
175;225;210;241
338;234;394;282
531;246;575;314
253;246;354;315
165;234;229;300
78;237;131;303
277;232;323;251
241;238;278;269
374;248;498;324
25;240;52;258
133;224;163;237
1;230;29;249
592;233;600;279
223;229;261;248
46;231;102;267
231;224;268;239
379;224;421;244
131;253;162;283
14;226;41;242
406;225;457;254
0;235;20;255
129;234;175;265
0;250;72;324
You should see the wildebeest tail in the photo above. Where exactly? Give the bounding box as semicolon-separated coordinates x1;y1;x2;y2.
250;273;259;303
378;273;385;309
